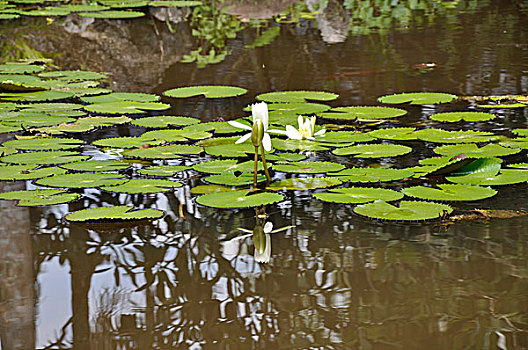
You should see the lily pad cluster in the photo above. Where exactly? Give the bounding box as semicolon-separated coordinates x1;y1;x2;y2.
0;0;202;20
1;61;527;222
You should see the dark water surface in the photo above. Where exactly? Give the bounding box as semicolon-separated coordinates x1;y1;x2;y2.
1;0;528;349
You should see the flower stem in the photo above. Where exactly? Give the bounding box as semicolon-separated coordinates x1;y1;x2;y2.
260;145;271;184
254;146;259;188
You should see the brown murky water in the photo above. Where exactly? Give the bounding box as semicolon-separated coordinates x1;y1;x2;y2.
1;0;528;349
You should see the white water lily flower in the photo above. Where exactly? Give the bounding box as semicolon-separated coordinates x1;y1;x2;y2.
228;102;273;151
285;115;326;140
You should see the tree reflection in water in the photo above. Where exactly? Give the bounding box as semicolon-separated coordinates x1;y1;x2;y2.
28;186;528;349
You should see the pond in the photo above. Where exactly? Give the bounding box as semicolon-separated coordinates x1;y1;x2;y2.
0;0;528;349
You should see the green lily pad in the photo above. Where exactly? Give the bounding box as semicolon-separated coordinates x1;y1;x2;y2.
80;92;159;103
204;142;253;158
204;172;266;186
329;167;414;183
2;137;83;150
268;177;343;191
1;151;89;165
401;184;497;201
378;92;457;105
18;7;71;16
507;163;528;169
433;143;520;157
164;85;247;98
131;116;199;128
84;101;170;114
142;129;212;142
36;172;128;188
60;160;131;172
315;131;374;143
183;121;241;134
266;152;306;162
332;143;412;158
0;124;22;133
354;200;453;221
415;129;498;143
319;106;407;120
196;189;284;208
98;0;147;7
148;1;202;7
78;10;145;18
192;159;269;174
0;189;81;206
367;127;417;140
93;136;163;149
314;186;403;203
101;178;182;193
60;4;110;11
65;206;164;222
0;63;45;74
256;90;338;103
20;102;84;112
36;116;132;135
448;157;502;177
266;102;331;122
273;161;344;174
137;165;190;176
0;112;76;128
190;184;232;194
499;138;528;150
0;90;74;102
446;168;528;186
272;138;328;152
38;70;107;81
430;111;495;122
0;74;46;91
0;13;20;19
0;165;67;180
123;144;202;159
512;129;528;137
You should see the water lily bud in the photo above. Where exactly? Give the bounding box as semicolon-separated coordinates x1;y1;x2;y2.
251;119;264;147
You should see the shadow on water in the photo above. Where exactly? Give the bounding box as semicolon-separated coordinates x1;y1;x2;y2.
0;0;527;348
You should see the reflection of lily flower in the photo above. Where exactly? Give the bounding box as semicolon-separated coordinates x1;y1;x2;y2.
228;102;272;151
253;222;273;264
286;115;326;140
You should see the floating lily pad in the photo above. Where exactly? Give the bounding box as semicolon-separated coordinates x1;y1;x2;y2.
36;172;128;188
507;163;528;169
1;151;89;165
138;165;190;176
0;74;45;91
93;136;163;149
0;189;81;206
65;206;164;222
415;129;498;143
164;85;247;98
2;137;83;150
131;116;199;128
0;63;45;74
123;144;202;159
101;178;182;193
190;184;232;194
266;152;306;162
0;90;74;102
378;92;457;105
256;90;339;103
60;160;131;172
192;159;269;174
333;143;412;158
354;200;452;220
367;127;418;140
314;187;403;204
319;106;407;120
204;172;266;186
0;112;76;128
329;167;414;183
433;143;520;157
80;92;159;103
448;157;502;177
36;116;132;134
38;70;107;81
142;129;212;141
204;142;253;158
0;165;67;180
0;124;22;133
20;102;84;112
97;0;147;7
268;177;343;191
273;161;344;174
183;121;241;134
512;129;528;137
430;111;495;122
84;101;170;114
272;138;328;152
148;1;202;7
401;184;497;201
499;138;528;150
446;168;528;186
196;189;284;208
315;131;374;143
78;10;145;18
0;13;19;19
60;4;110;12
18;7;71;16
